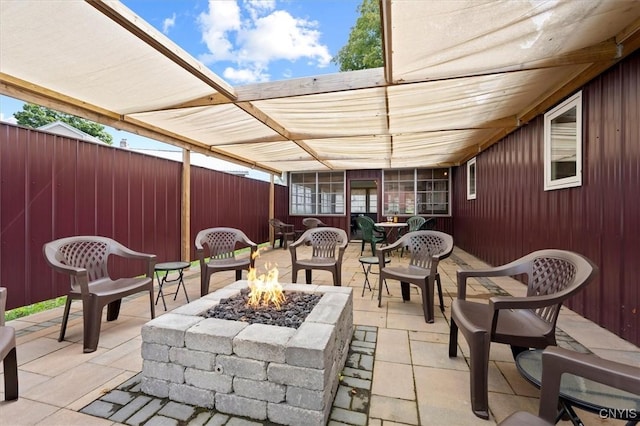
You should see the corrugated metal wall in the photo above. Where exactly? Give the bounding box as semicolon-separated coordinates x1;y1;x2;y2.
0;123;278;310
453;51;640;346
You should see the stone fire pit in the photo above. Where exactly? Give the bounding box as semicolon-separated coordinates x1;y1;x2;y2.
140;281;353;425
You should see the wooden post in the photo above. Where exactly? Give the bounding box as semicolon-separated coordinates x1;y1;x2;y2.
269;174;275;246
181;149;191;262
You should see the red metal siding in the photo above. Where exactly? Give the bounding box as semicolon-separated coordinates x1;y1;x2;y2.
453;51;640;346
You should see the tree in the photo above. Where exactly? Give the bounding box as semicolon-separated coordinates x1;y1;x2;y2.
332;0;383;71
14;103;113;145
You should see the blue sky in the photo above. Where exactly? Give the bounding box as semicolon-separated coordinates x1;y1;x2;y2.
0;0;360;149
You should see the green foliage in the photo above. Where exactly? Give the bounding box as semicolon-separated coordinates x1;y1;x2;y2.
5;296;67;322
332;0;383;71
14;103;113;145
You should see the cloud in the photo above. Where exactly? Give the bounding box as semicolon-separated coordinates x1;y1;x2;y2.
197;0;331;83
162;13;176;34
0;113;17;124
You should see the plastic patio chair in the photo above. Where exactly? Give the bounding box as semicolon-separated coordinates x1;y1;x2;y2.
448;249;598;419
196;227;258;296
377;230;453;323
43;236;156;353
268;218;295;249
289;227;348;286
399;216;427;256
302;217;328;229
0;287;18;400
499;346;640;426
356;215;387;255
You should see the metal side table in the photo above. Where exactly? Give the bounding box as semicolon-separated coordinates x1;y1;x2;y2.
359;256;391;297
154;261;190;311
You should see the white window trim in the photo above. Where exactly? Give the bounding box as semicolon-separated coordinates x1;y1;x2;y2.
467;157;477;200
544;91;582;191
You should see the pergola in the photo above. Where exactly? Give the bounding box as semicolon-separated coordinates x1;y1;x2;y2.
1;0;639;175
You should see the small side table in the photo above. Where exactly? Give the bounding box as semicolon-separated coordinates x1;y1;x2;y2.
359;256;391;297
155;261;190;311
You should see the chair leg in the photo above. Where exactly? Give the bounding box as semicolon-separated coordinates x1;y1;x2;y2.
235;270;242;281
59;296;72;342
291;268;298;283
468;335;491;419
106;299;122;321
334;268;341;286
422;280;434;323
360;240;365;255
148;289;156;319
83;295;102;353
448;319;459;357
305;269;312;284
201;270;212;297
436;273;445;312
3;346;18;400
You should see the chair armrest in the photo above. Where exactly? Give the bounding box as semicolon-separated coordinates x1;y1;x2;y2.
489;294;565;311
379;238;405;254
538;347;640;422
457;260;528;300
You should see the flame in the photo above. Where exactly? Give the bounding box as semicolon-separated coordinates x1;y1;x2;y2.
247;249;286;309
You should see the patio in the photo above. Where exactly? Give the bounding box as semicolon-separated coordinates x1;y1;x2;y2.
1;242;638;425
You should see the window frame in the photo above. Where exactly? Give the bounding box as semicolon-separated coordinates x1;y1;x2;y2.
289;171;346;216
382;168;451;217
467;157;477;200
544;91;583;191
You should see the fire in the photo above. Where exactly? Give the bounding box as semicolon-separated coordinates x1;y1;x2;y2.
247;249;286;309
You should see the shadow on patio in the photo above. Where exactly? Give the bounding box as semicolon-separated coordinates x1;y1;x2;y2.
1;242;638;425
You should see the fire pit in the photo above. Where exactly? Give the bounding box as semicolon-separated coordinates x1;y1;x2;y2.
140;280;353;425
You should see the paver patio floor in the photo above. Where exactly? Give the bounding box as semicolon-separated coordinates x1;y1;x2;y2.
1;242;638;425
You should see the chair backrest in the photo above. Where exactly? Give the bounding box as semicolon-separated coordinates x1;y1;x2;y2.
516;249;598;327
300;227;348;259
406;216;427;232
195;227;251;260
356;215;378;240
420;217;436;230
397;230;454;271
302;218;326;229
269;218;287;232
43;236;120;284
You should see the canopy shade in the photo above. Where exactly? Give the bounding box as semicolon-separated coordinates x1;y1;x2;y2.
1;0;639;174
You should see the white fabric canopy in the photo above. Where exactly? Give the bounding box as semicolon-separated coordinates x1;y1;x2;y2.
1;0;638;174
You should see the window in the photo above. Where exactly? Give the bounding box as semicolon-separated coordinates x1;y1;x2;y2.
350;189;377;213
467;157;477;200
544;91;582;191
383;168;450;216
290;171;345;215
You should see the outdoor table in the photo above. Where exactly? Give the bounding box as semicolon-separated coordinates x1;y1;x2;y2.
154;261;190;311
359;256;391;297
516;349;640;426
374;221;408;244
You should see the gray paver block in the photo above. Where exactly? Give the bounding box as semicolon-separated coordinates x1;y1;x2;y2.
216;355;267;380
234;323;296;362
233;377;285;403
185;367;233;392
142;313;204;347
226;418;265;425
330;407;368;425
341;376;371;390
142;377;170;398
342;367;372;380
205;413;229;426
267;363;326;390
168;383;215;409
170;346;216;370
81;399;119;418
143;415;179;426
215;393;267;420
359;354;374;370
143;360;185;384
332;385;352;409
142;342;170;362
267;402;326;426
202;288;242;301
126;398;165;426
189;411;213;426
157;400;197;421
171;298;218;316
286;322;336;369
186;318;248;354
109;395;152;423
101;389;136;405
286;386;327;410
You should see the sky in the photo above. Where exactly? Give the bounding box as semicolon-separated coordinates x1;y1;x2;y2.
0;0;360;154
